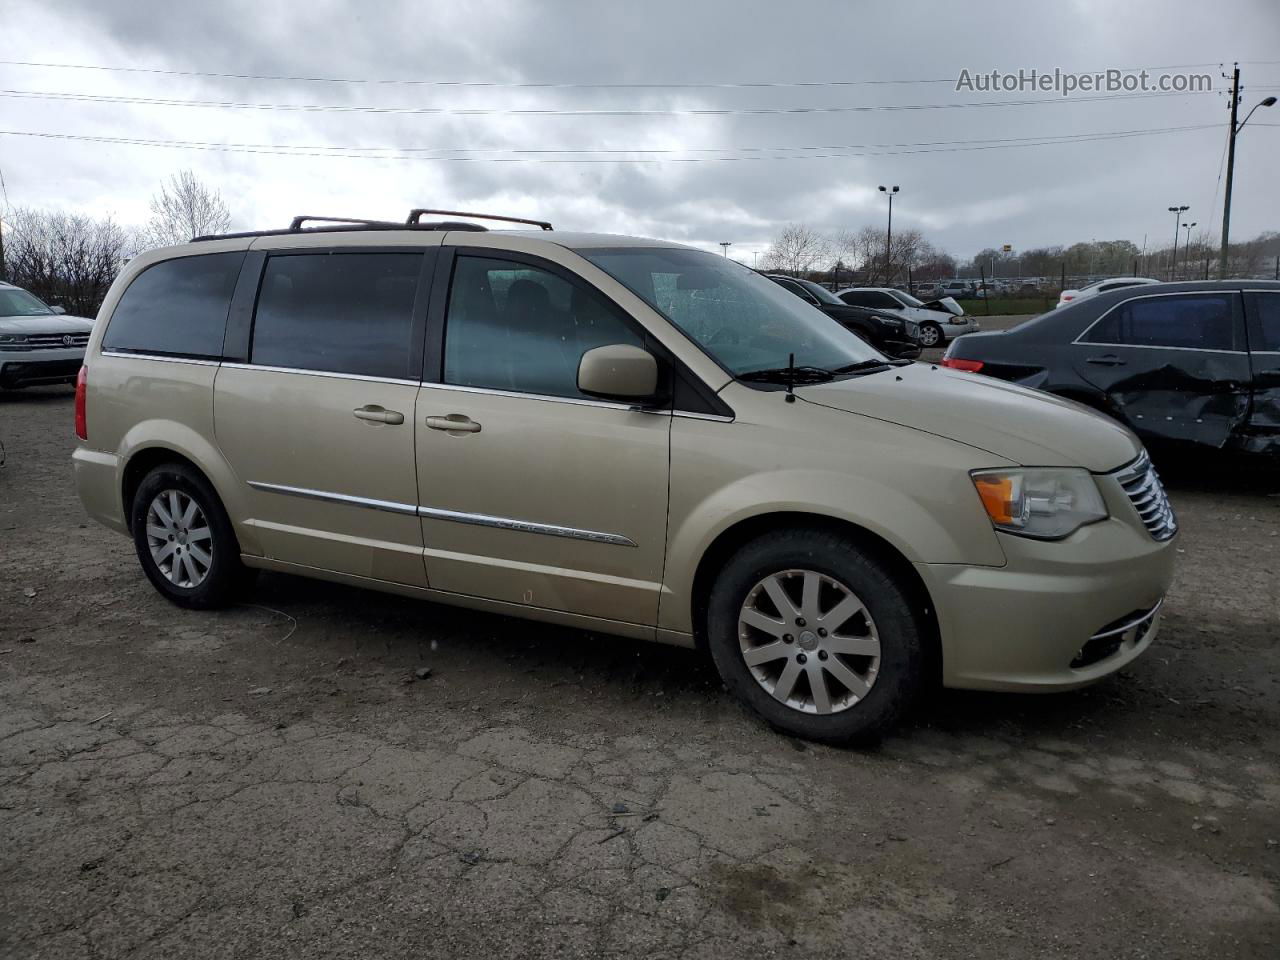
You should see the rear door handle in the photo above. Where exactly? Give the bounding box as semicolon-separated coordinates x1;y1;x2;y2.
353;405;404;425
1086;355;1126;366
425;414;482;433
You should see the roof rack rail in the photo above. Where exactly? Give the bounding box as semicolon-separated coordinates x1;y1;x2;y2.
289;215;402;231
406;208;553;231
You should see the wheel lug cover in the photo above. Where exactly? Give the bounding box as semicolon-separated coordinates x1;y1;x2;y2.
818;650;829;661
796;653;807;664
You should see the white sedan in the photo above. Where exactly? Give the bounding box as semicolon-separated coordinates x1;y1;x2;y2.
837;286;979;347
1056;277;1159;309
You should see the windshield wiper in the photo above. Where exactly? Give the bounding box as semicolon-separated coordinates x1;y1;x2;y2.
738;364;836;384
831;359;892;374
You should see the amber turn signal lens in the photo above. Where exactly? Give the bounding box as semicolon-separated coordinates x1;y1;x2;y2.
973;473;1016;525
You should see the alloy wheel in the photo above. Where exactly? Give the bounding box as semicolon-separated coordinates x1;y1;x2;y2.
919;325;941;347
737;569;881;715
145;489;213;588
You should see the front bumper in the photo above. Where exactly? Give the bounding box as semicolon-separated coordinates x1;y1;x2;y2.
917;504;1176;692
0;347;85;387
939;317;979;340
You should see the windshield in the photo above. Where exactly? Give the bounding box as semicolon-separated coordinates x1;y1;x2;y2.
582;247;882;377
794;278;844;306
892;290;925;307
0;288;54;317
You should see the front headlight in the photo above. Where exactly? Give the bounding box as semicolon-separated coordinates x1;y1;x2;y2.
879;317;903;329
971;468;1108;540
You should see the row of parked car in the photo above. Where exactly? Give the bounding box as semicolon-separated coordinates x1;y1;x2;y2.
766;276;979;351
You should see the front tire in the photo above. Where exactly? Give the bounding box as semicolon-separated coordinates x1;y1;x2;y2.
918;322;944;348
130;463;252;609
706;529;925;745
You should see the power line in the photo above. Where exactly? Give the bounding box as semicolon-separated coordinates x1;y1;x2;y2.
0;123;1219;164
0;59;1228;90
0;123;1217;156
0;86;1217;118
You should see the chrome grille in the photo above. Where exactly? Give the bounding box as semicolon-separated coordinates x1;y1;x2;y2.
1115;452;1177;541
0;332;89;352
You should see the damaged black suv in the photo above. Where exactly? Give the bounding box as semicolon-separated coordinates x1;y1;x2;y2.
942;280;1280;458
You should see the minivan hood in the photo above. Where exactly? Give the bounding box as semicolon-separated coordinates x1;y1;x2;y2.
801;363;1140;471
0;313;94;335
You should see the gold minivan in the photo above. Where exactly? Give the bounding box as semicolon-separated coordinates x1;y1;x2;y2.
72;210;1177;742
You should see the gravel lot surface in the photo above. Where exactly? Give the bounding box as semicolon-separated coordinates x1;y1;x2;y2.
2;369;1278;959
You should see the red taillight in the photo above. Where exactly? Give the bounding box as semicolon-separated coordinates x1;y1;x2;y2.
940;357;984;373
74;365;88;440
1061;294;1074;302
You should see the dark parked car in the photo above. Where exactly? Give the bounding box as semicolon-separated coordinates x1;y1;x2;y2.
766;275;921;358
941;280;1280;457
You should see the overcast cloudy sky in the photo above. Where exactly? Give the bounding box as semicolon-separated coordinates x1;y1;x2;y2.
3;0;1278;263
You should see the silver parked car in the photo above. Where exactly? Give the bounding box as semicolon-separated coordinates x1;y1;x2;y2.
836;286;979;347
0;281;94;389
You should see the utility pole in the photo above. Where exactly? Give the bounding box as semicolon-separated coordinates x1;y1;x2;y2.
879;185;898;283
0;218;6;284
1219;63;1277;279
1168;206;1188;281
1220;65;1241;279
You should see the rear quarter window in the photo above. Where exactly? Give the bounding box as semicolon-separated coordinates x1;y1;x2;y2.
102;252;245;359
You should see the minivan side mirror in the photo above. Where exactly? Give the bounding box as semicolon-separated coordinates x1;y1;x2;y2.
578;344;659;402
50;305;67;315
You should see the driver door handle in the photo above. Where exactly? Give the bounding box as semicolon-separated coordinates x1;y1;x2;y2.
353;405;404;425
426;414;482;433
1086;355;1126;367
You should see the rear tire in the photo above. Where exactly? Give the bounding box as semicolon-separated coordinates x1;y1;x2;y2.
130;462;253;609
706;529;925;745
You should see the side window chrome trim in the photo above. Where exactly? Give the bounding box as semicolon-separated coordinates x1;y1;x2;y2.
1071;290;1246;351
101;351;221;366
220;361;420;386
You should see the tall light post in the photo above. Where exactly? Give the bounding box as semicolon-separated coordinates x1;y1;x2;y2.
878;185;899;282
1219;67;1275;278
719;241;732;258
1168;206;1188;281
1181;221;1197;279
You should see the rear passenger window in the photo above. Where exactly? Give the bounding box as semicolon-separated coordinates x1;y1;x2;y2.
444;256;642;398
251;253;421;379
1083;294;1240;351
103;252;244;358
1254;293;1280;351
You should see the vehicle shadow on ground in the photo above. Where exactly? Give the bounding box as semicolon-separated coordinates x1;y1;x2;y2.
243;568;1153;748
0;386;75;405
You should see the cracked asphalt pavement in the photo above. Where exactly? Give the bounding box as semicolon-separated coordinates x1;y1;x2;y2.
2;384;1279;959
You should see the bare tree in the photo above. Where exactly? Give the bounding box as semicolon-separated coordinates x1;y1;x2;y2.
835;225;929;285
761;224;831;276
143;170;231;247
3;207;132;316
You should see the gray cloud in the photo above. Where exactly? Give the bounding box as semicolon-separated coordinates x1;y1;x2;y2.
4;0;1278;262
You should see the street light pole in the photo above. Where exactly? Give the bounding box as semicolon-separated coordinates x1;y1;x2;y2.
719;242;732;258
1219;65;1276;278
1168;205;1188;281
1181;222;1197;279
878;185;898;283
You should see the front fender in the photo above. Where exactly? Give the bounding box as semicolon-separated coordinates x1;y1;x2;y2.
660;408;1012;635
